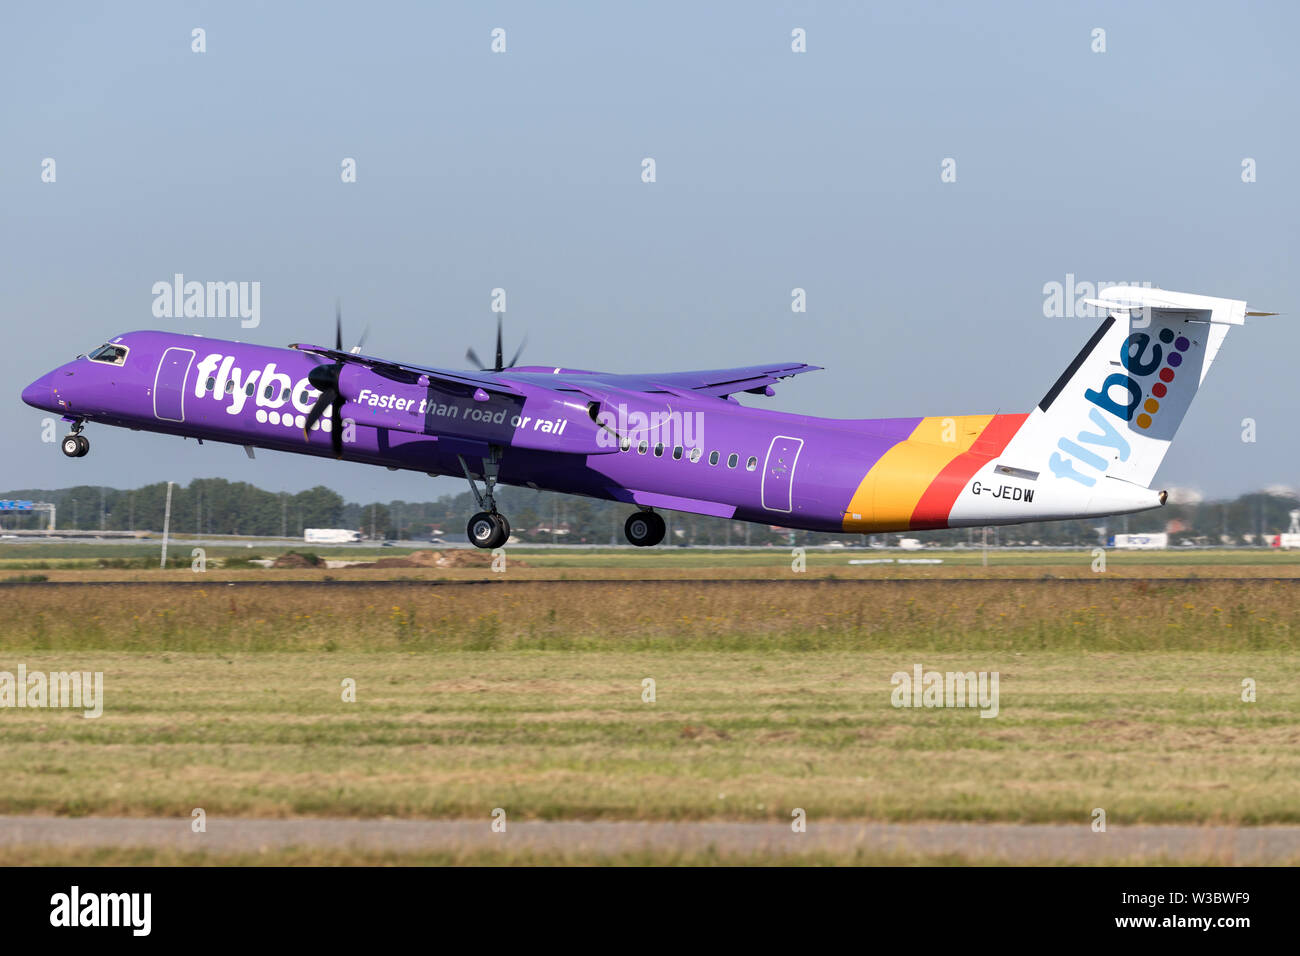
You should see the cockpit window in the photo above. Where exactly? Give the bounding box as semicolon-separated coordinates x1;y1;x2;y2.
88;344;128;366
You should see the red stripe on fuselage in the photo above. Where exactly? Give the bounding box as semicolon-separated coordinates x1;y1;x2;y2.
908;413;1029;529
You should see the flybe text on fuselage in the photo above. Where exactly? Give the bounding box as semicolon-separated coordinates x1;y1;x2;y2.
187;349;602;454
192;352;317;417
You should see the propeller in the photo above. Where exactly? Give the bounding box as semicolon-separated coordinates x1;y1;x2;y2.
466;315;527;372
302;303;356;458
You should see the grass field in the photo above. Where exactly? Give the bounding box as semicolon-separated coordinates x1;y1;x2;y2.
1;647;1294;826
2;552;1297;864
6;543;1300;583
2;578;1296;652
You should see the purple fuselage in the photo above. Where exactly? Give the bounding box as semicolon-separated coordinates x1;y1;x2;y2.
23;330;937;533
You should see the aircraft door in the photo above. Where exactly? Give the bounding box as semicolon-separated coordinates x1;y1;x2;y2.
153;347;195;422
761;435;803;513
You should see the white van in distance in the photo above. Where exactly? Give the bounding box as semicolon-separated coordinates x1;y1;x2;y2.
304;528;361;544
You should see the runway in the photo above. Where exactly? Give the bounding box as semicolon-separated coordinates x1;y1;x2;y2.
2;817;1297;863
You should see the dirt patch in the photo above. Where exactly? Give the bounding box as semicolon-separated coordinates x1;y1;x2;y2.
679;725;732;741
271;551;324;568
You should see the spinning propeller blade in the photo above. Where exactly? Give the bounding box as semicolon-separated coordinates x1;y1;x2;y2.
467;315;526;372
303;302;361;458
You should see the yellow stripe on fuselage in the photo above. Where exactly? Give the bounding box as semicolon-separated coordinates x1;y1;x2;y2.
842;415;994;532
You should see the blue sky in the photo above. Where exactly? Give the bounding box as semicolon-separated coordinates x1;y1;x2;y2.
3;1;1296;501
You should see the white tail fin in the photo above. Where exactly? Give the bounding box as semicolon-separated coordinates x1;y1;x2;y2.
997;288;1251;491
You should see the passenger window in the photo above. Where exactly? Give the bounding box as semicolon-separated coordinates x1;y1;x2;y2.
672;445;683;461
637;440;648;455
709;450;719;466
245;383;255;396
299;391;310;404
205;377;216;391
689;448;701;463
620;437;631;452
281;388;290;401
654;443;664;458
727;454;738;469
225;380;235;393
263;385;274;399
746;456;758;471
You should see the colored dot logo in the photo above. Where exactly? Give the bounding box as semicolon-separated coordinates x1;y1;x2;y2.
1136;329;1190;429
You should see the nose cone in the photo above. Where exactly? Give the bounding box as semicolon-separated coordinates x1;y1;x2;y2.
21;373;57;411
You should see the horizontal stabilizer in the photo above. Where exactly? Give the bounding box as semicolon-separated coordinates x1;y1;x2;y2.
1083;286;1250;325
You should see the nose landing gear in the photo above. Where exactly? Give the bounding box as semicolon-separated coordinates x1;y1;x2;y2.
624;510;665;547
61;423;89;458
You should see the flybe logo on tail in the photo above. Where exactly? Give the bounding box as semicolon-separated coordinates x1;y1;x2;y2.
1050;327;1193;487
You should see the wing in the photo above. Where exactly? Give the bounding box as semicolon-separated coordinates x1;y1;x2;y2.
289;344;525;398
504;362;821;398
292;345;819;401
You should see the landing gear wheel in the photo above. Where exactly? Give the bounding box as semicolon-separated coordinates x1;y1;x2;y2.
62;435;88;458
625;511;666;547
467;511;508;550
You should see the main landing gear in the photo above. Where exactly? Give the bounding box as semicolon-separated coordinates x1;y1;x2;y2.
459;448;511;550
624;510;665;547
467;511;510;550
61;421;89;458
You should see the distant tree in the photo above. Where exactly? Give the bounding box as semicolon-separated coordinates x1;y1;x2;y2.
295;486;345;529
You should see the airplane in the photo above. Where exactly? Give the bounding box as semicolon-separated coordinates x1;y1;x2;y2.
20;287;1266;549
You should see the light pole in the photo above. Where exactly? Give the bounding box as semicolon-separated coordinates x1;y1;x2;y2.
160;481;174;568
